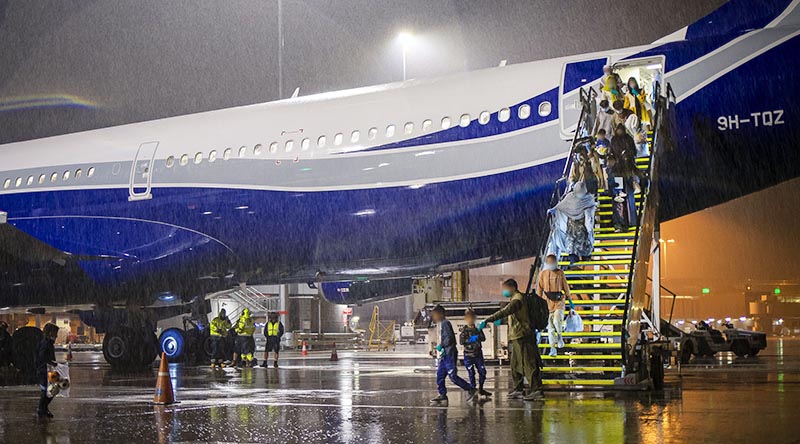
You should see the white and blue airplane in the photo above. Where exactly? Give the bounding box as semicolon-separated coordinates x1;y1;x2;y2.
1;0;798;364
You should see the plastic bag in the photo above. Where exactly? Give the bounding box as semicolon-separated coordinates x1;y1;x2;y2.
47;363;71;398
564;312;583;333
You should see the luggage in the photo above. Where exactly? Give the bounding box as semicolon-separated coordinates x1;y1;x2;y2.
612;193;629;231
565;312;584;333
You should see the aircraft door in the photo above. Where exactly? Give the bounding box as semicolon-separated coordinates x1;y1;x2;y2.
559;58;608;139
129;141;159;201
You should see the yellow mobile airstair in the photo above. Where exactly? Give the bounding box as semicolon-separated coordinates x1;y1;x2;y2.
524;84;677;389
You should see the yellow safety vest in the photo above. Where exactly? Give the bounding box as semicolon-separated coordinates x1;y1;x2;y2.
267;321;280;337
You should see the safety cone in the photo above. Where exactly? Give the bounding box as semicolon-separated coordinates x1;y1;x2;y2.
153;352;175;405
330;343;338;362
66;341;73;362
301;341;308;356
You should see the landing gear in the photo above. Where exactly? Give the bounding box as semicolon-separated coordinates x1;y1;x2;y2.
102;327;158;369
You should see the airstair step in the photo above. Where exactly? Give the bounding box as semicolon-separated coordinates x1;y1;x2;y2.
563;269;630;276
569;288;628;295
582;319;623;325
568;299;625;305
566;278;629;285
537;343;619;349
558;259;630;266
542;379;616;386
560;331;621;337
594;230;636;236
541;354;621;360
542;366;623;372
567;309;624;315
593;240;635;247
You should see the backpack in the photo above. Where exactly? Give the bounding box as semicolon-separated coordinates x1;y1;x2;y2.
525;292;549;331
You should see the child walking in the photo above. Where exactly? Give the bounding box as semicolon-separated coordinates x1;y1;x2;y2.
460;308;492;398
430;305;476;404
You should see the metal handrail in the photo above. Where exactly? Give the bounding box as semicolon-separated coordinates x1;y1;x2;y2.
525;86;597;294
646;276;680;326
620;81;673;369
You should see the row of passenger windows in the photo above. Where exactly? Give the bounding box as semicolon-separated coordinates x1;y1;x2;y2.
164;102;549;168
2;167;96;190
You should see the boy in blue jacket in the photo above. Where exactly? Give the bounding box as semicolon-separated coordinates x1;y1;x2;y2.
430;304;476;404
460;308;492;398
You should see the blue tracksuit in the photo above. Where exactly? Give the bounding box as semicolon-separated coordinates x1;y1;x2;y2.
460;325;487;389
437;319;472;395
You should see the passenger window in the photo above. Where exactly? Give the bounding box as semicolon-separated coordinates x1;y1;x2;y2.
180;154;189;166
254;144;263;156
75;169;83;179
166;156;175;168
194;152;203;164
301;138;311;150
63;170;70;181
334;133;343;145
441;117;451;129
15;177;21;187
368;127;378;140
3;178;10;189
459;114;470;127
385;125;395;138
498;108;510;122
404;122;414;135
238;146;247;158
209;150;218;162
479;111;490;125
317;135;327;148
50;173;58;183
285;140;295;151
87;167;95;177
538;101;552;117
518;104;531;119
422;119;432;131
223;148;232;160
351;130;360;143
269;142;278;153
38;174;46;184
26;175;34;186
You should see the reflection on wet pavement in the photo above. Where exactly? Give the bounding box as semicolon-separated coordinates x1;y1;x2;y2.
0;339;798;443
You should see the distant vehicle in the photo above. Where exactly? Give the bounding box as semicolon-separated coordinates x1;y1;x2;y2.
680;321;767;363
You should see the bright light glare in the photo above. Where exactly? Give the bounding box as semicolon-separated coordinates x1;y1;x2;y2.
398;31;414;44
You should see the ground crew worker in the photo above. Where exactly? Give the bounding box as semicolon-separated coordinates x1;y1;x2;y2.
209;308;231;368
261;312;284;368
0;321;11;367
234;308;256;368
480;278;543;401
36;323;59;418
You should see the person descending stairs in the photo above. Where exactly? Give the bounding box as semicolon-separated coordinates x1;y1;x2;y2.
527;83;664;388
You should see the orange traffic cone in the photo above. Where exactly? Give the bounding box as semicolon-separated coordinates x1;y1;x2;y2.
153;352;175;405
66;342;73;362
330;344;338;362
301;340;308;356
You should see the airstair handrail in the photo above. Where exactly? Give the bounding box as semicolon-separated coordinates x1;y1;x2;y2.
620;81;674;369
526;86;597;294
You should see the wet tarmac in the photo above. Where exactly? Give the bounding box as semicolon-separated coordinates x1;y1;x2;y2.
1;339;798;443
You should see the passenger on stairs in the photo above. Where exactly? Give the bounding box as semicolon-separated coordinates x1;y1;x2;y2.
569;145;604;196
608;124;639;231
592;99;615;137
480;279;543;401
623;77;651;128
547;182;596;265
536;255;572;357
612;100;640;138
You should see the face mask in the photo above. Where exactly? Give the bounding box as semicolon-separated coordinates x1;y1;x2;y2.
501;289;512;298
544;262;556;271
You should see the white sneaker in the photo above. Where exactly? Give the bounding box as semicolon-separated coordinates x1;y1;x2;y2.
557;339;564;348
548;348;557;357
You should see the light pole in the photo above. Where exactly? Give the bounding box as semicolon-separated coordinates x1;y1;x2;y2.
398;31;414;81
658;238;675;278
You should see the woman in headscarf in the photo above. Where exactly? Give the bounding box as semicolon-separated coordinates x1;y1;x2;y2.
623;77;651;127
546;181;597;265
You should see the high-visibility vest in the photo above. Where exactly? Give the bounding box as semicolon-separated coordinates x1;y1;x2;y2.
267;322;280;337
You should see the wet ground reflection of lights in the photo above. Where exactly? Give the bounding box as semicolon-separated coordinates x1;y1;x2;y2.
0;339;798;443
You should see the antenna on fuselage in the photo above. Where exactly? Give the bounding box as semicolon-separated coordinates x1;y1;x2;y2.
498;60;507;67
291;87;300;98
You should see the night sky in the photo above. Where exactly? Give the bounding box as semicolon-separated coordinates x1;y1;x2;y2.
1;0;797;299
